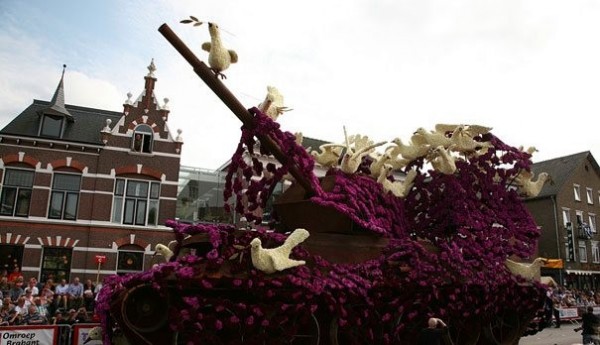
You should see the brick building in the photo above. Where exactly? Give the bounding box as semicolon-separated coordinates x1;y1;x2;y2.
0;61;183;284
524;151;600;289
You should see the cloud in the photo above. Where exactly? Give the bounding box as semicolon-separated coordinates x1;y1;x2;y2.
2;0;600;168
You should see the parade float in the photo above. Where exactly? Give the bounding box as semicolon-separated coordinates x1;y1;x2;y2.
94;22;551;345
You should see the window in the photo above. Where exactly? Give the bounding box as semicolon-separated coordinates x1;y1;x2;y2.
587;188;594;204
579;243;588;263
48;173;81;220
576;210;584;225
40;247;72;283
0;245;23;274
562;209;571;228
40;115;64;138
590;214;597;234
117;246;144;275
593;242;600;263
0;169;34;217
131;125;153;153
574;184;581;201
112;178;160;226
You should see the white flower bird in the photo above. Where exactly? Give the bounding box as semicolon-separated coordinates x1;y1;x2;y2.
505;258;548;281
155;243;174;262
311;144;344;168
84;326;131;345
377;164;418;198
430;146;457;175
386;137;430;162
257;86;291;121
201;22;238;79
514;171;551;198
250;228;310;274
411;128;452;149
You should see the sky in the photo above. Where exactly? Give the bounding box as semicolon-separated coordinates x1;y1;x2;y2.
1;0;599;170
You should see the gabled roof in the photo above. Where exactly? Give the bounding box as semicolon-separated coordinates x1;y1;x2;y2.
530;151;598;198
0;100;122;145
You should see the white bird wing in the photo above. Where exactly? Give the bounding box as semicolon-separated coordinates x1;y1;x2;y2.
434;124;460;134
229;50;238;63
201;42;211;52
466;125;493;136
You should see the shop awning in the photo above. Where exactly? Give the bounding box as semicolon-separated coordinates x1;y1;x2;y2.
543;259;564;269
565;269;600;275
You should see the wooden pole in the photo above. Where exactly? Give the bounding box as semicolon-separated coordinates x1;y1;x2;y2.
158;24;316;197
96;262;101;286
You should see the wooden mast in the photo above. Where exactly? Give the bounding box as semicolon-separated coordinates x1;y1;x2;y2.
158;23;316;197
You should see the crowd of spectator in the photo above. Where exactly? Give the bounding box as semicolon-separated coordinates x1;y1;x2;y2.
0;267;101;326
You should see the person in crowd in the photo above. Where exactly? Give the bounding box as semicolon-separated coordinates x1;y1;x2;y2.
23;277;39;296
33;297;49;319
552;295;561;328
7;267;23;284
8;281;23;303
13;297;28;317
55;279;69;309
68;277;84;309
575;306;600;345
66;309;79;324
23;289;34;307
418;317;449;345
0;277;9;298
23;304;47;325
75;307;89;323
52;310;69;325
3;308;21;326
83;279;95;311
0;301;12;326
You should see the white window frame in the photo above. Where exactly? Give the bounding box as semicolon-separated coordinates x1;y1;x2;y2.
576;210;584;226
574;184;581;201
112;178;160;226
579;242;588;263
590;214;597;234
592;241;600;263
131;124;154;153
562;208;571;228
587;187;594;204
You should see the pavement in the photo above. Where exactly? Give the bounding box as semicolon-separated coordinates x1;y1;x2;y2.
519;322;585;345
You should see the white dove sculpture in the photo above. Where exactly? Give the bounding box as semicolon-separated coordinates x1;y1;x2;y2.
505;257;547;281
514;171;551;198
201;22;238;79
430;146;457;175
250;228;310;274
377;165;418;198
311;144;343;168
84;326;131;345
155;243;174;262
257;86;291;121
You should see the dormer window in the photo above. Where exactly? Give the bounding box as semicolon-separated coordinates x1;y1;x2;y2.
40;114;64;138
132;125;153;153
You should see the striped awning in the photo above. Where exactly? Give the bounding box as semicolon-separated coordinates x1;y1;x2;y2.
565;269;600;275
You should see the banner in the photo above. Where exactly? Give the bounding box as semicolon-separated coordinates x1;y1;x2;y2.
0;325;57;345
72;324;102;345
558;308;579;320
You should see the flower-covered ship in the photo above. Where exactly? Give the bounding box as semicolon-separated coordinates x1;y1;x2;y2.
95;24;549;345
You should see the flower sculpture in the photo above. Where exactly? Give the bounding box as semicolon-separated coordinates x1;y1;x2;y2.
97;112;549;344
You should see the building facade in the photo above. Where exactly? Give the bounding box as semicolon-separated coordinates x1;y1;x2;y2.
0;61;183;284
525;151;600;290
